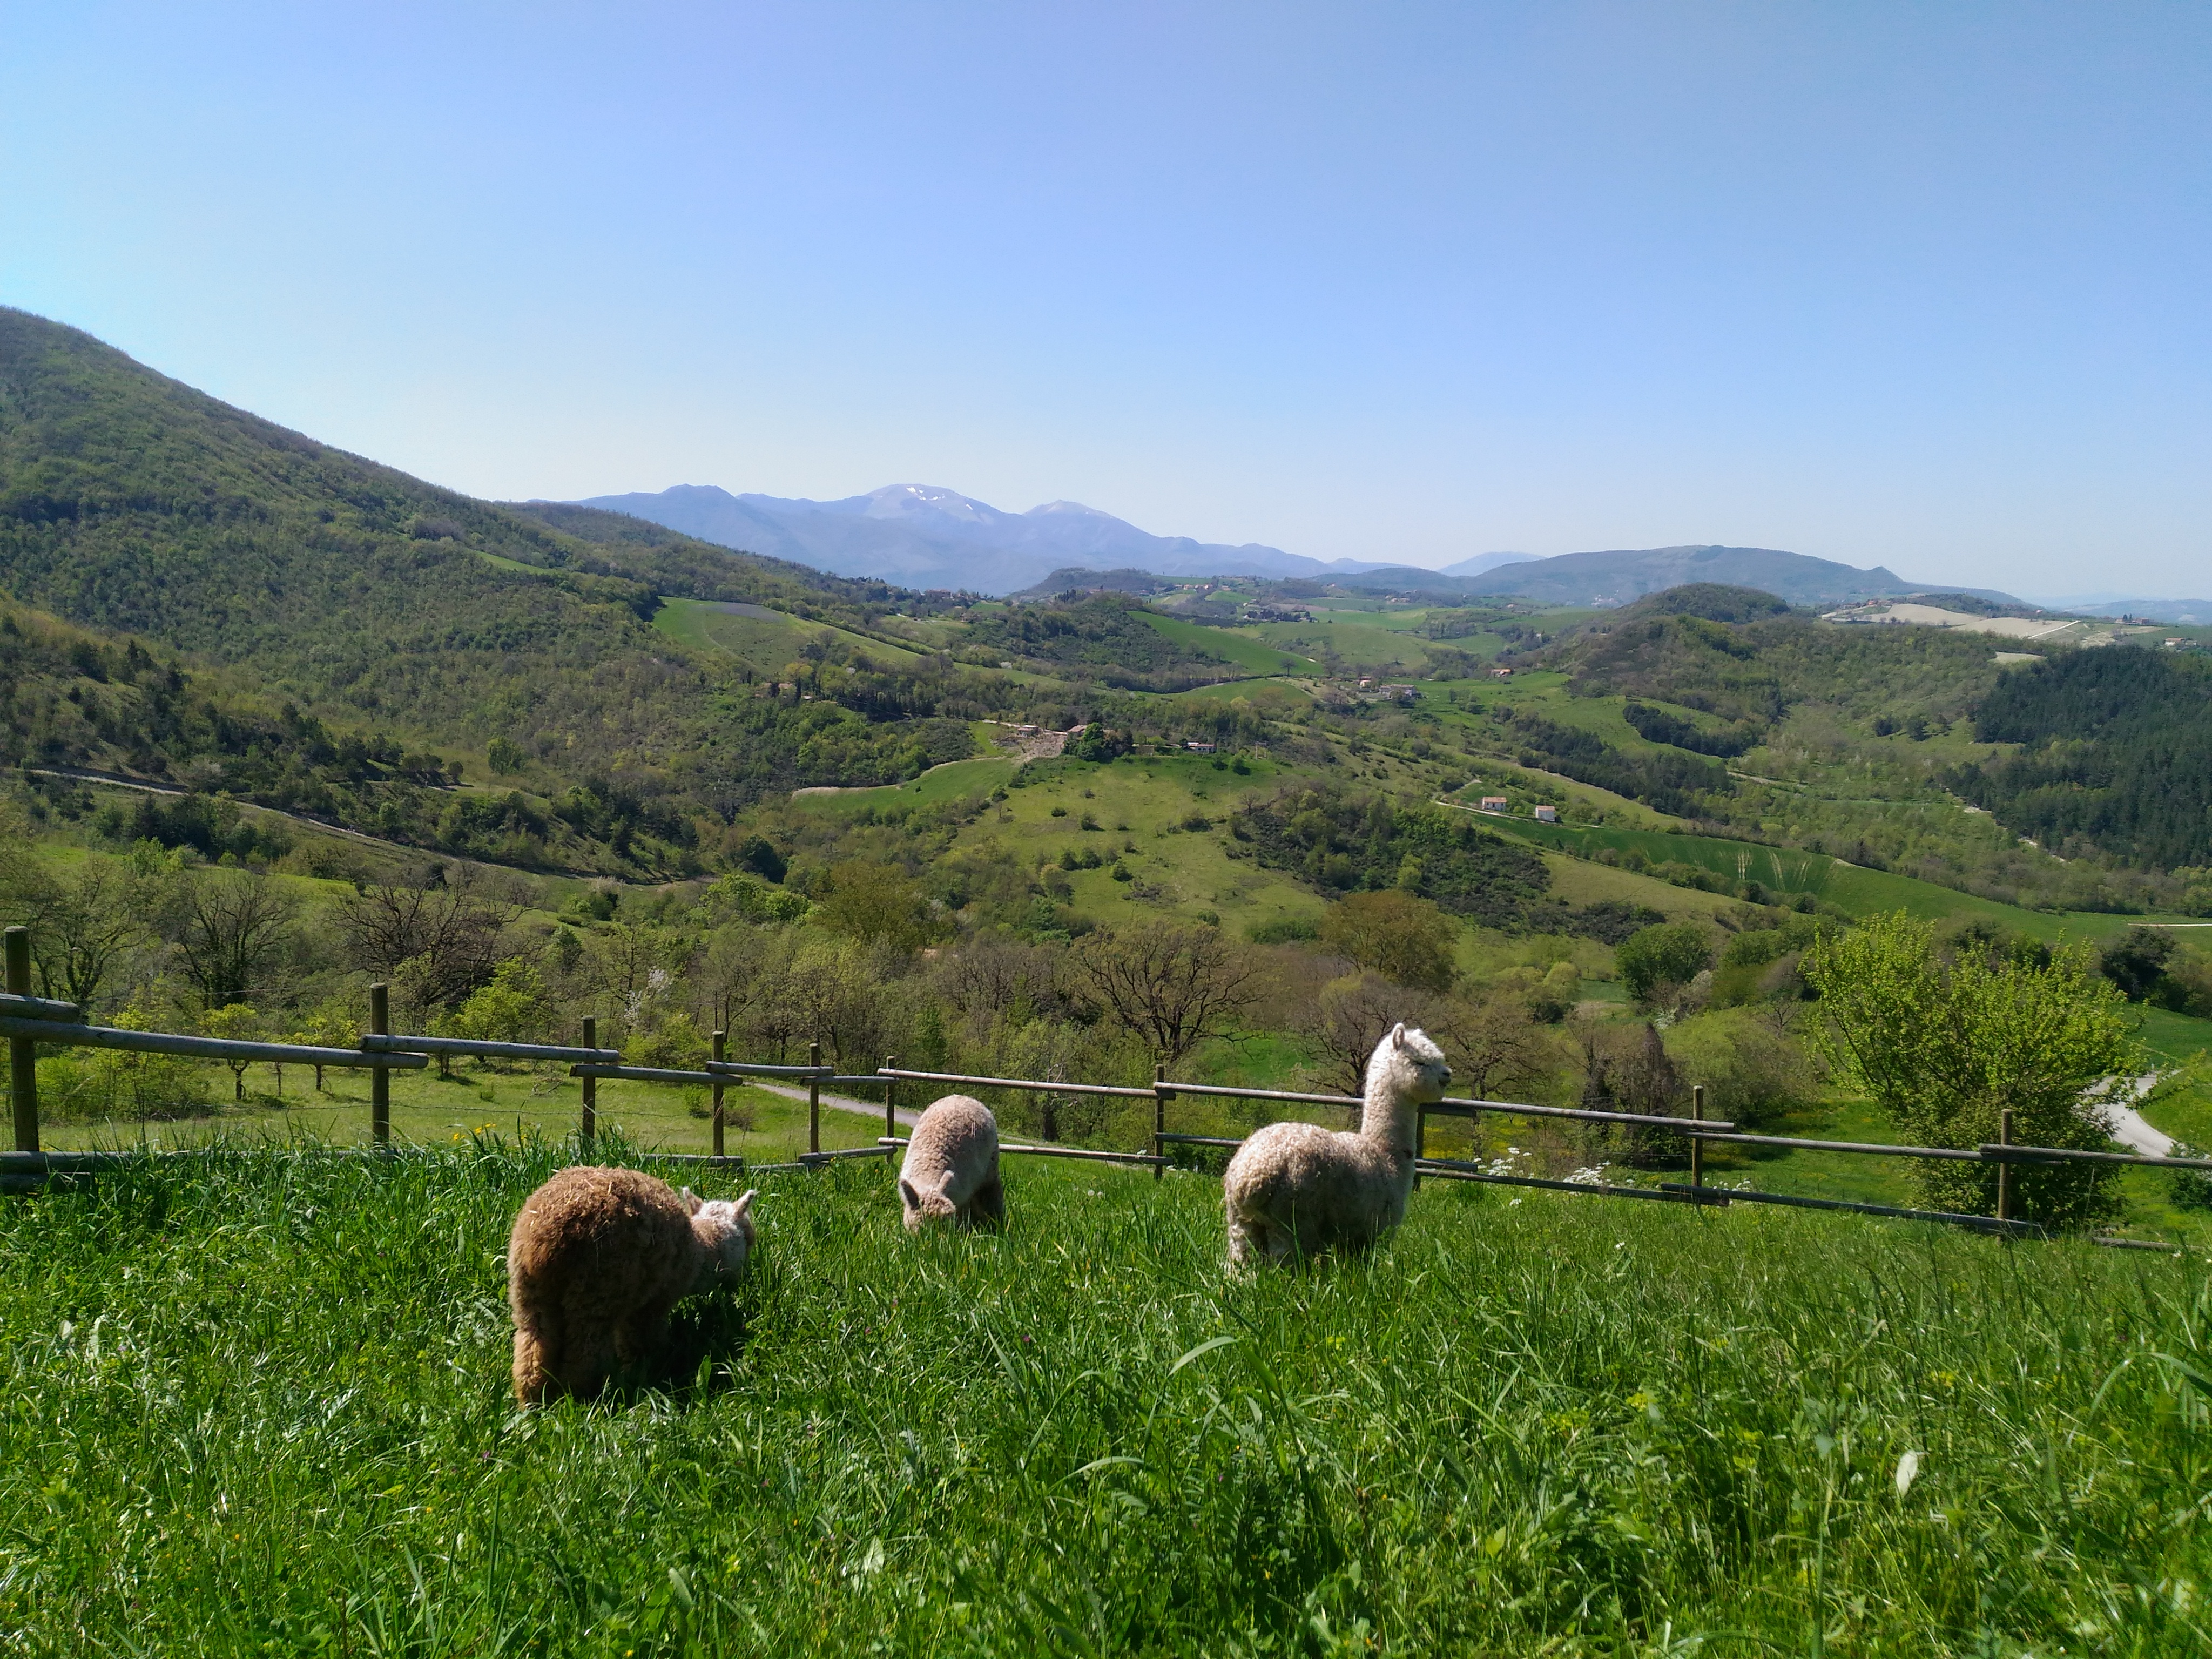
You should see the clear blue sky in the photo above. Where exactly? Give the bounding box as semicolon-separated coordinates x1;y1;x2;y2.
4;3;2208;594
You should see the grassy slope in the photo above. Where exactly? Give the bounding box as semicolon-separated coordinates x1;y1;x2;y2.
655;598;930;672
4;1148;2204;1653
947;753;1329;934
1135;612;1314;675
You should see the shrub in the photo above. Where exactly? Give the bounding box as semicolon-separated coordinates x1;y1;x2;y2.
1615;923;1712;1003
1664;1008;1820;1130
1805;911;2135;1228
1319;890;1459;992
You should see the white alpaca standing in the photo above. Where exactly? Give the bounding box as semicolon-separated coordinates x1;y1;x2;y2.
898;1094;1005;1232
1223;1023;1451;1266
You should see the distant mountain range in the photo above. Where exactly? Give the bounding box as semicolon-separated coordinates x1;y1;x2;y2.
574;483;2009;609
568;483;1408;594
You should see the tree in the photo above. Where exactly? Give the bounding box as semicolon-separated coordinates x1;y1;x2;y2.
1318;889;1460;992
1576;1021;1686;1168
288;1006;361;1092
334;875;513;1010
2099;926;2175;1003
1428;990;1554;1101
1804;911;2137;1228
1078;922;1261;1071
4;860;146;1009
200;1003;261;1101
171;871;294;1010
449;959;550;1048
818;861;938;952
1615;923;1712;1004
1307;970;1426;1096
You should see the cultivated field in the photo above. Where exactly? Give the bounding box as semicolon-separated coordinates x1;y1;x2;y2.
3;1144;2206;1655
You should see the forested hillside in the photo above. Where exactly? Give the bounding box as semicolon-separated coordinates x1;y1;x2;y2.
1953;646;2212;869
0;311;1028;871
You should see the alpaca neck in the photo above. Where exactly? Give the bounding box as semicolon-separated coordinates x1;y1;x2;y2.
1357;1068;1421;1161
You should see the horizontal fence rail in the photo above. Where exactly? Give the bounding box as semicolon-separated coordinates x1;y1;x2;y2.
879;1067;1157;1101
1656;1181;2047;1238
0;918;2193;1249
362;1033;620;1064
0;991;88;1022
878;1135;1168;1169
1418;1158;1727;1205
0;1016;428;1070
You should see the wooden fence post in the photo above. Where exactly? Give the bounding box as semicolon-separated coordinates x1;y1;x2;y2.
368;982;389;1147
882;1054;897;1144
8;926;38;1153
711;1029;726;1159
1997;1108;2014;1225
1691;1083;1705;1191
1152;1062;1169;1181
808;1041;821;1157
581;1016;597;1149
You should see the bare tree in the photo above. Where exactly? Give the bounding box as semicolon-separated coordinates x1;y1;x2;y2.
937;935;1065;1025
1306;970;1437;1097
334;874;514;1009
10;861;146;1009
1076;922;1261;1071
172;872;295;1010
1427;990;1555;1102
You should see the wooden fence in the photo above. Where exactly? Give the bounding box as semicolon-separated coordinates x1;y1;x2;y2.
2;926;2204;1247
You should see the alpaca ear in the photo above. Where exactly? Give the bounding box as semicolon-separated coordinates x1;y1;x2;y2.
1391;1022;1407;1049
680;1186;702;1215
899;1177;921;1211
937;1169;959;1197
732;1189;756;1221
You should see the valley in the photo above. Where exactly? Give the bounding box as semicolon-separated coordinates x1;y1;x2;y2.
5;307;2211;1252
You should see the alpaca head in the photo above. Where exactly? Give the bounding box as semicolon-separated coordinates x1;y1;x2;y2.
684;1188;758;1285
899;1168;965;1229
1368;1022;1451;1103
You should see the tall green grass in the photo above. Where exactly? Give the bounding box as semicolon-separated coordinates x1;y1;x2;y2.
2;1144;2206;1655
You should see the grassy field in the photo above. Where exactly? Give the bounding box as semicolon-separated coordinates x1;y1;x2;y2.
1488;817;2196;946
3;1145;2206;1654
1136;613;1315;676
35;1066;896;1164
653;598;928;671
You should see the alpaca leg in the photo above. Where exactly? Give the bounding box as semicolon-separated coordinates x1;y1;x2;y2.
512;1319;557;1405
557;1324;621;1400
614;1308;672;1379
1226;1216;1255;1268
969;1177;1006;1230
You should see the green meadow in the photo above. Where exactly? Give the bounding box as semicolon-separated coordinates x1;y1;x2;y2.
2;1144;2205;1655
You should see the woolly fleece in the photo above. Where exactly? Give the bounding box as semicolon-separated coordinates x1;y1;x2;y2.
508;1165;756;1404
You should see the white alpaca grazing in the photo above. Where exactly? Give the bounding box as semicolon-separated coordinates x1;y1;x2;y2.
1223;1023;1451;1266
898;1094;1006;1232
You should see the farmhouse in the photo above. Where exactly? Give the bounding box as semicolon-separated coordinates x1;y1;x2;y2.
1533;804;1559;822
1185;739;1217;753
1479;795;1509;812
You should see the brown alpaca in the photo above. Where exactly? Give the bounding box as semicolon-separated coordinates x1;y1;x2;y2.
508;1166;756;1405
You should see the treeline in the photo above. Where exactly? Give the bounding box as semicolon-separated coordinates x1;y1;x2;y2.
1953;646;2212;871
1496;707;1732;818
962;596;1251;692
